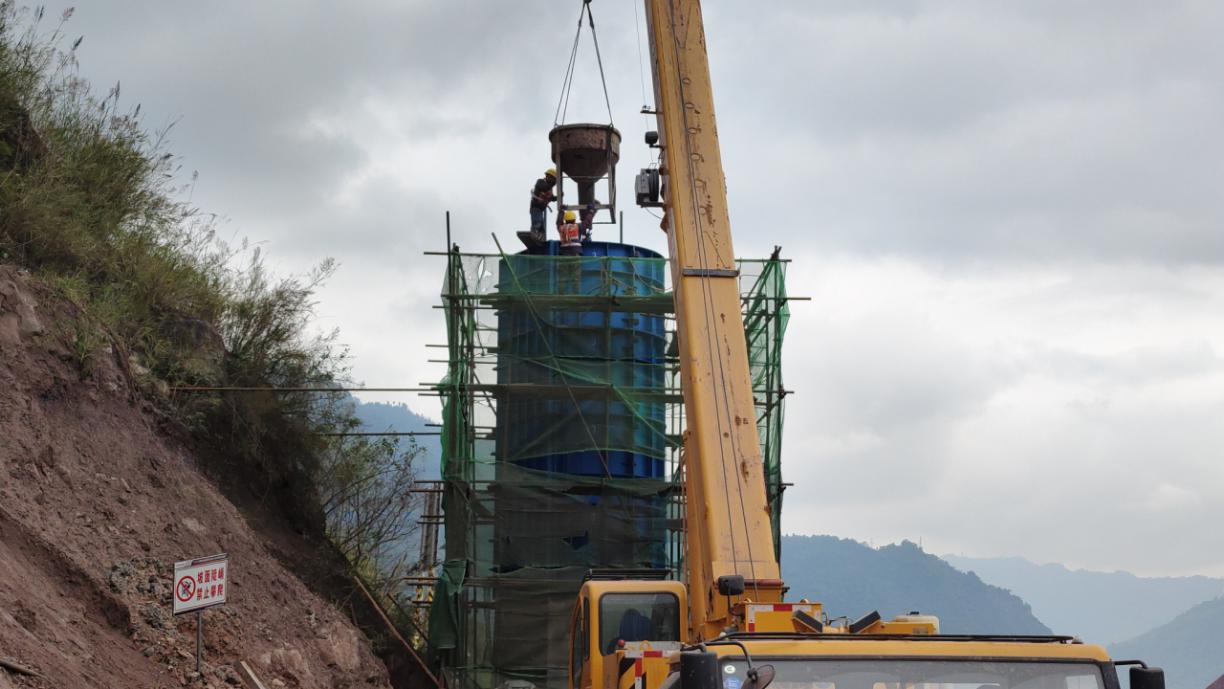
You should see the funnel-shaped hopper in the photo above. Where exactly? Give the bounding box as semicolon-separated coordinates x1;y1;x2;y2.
549;124;621;181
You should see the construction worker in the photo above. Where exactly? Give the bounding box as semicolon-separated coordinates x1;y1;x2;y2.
558;210;583;256
529;168;558;240
579;199;599;241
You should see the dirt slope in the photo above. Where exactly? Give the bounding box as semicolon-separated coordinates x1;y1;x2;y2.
0;265;391;689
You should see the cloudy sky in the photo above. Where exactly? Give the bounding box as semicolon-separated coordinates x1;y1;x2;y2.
49;1;1224;577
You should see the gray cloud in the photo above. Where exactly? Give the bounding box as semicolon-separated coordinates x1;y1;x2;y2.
780;256;1224;574
709;1;1224;262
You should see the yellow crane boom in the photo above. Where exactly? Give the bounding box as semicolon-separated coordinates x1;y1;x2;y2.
644;0;782;640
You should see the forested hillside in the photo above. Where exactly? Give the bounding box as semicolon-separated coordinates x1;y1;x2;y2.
0;6;425;685
352;399;440;479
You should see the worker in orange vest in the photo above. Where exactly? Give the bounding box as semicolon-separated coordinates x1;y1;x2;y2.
558;210;583;256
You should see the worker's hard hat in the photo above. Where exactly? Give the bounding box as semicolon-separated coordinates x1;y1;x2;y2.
545;167;557;178
564;210;577;222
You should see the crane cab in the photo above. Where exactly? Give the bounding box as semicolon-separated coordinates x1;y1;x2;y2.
569;578;687;689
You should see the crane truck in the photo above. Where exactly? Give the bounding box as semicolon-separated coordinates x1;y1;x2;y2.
566;3;1167;689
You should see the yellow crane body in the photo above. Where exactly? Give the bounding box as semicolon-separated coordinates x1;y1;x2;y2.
603;640;1115;689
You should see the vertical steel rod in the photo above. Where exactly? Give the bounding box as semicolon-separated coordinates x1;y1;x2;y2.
619;210;624;244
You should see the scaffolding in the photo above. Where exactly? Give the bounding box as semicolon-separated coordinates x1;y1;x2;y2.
428;247;790;689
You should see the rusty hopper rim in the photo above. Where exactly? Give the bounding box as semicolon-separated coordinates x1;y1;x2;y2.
549;123;621;180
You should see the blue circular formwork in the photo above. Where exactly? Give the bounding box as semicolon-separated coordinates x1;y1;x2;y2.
486;235;670;689
494;240;667;479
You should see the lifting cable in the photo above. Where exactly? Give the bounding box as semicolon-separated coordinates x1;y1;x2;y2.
554;0;616;127
632;0;650;109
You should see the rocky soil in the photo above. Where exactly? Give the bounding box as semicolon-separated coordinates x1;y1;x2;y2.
0;265;392;689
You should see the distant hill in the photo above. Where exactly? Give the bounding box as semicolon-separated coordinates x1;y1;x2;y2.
943;554;1224;645
782;535;1050;635
1109;597;1224;689
350;399;441;480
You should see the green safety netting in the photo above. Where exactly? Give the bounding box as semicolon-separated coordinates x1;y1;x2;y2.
427;560;467;651
741;256;790;561
431;250;789;689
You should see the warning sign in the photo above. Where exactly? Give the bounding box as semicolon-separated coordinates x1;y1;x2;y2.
173;553;229;615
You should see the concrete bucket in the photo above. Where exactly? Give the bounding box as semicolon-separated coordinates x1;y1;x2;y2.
549;123;621;206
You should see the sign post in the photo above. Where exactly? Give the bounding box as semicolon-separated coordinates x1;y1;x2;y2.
173;553;229;674
196;610;203;673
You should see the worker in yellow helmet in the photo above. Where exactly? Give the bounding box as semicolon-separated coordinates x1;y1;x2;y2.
529;167;558;240
558;210;583;256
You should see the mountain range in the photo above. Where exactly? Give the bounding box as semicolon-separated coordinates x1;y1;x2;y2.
1109;596;1224;689
942;554;1224;646
781;535;1050;635
350;399;441;480
943;554;1224;689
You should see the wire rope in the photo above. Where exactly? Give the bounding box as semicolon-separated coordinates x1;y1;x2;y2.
554;9;584;126
633;0;650;108
585;2;616;126
554;0;616;127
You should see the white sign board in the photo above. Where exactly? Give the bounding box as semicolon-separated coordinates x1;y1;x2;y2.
173;553;229;615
